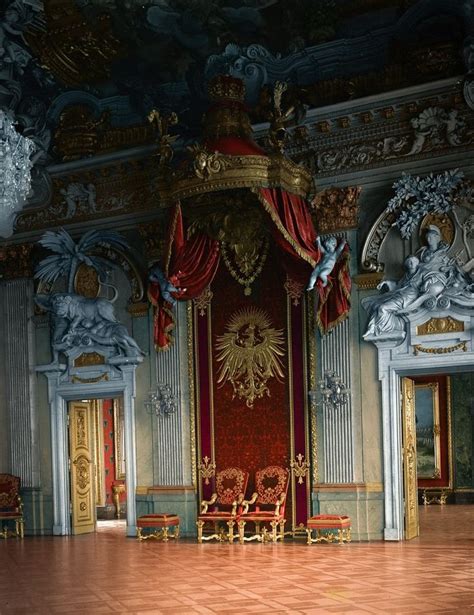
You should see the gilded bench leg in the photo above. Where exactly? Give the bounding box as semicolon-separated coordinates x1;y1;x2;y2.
162;526;169;542
306;529;312;545
137;527;143;541
174;524;180;539
227;520;235;543
270;520;278;543
238;520;245;544
197;520;204;543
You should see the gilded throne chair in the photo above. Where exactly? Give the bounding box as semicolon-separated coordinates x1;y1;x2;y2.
197;467;249;543
0;474;24;539
238;465;290;544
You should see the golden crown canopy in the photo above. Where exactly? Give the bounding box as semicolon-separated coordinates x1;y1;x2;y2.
154;75;312;204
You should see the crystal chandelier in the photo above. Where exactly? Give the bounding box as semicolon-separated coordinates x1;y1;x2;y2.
309;370;350;411
0;111;35;238
145;383;178;417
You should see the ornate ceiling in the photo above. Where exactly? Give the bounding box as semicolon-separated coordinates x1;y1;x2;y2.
0;0;472;217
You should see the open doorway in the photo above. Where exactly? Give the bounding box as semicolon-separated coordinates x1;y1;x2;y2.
68;399;126;535
401;372;474;540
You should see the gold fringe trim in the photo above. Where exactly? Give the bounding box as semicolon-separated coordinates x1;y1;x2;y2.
252;188;317;268
165;201;181;275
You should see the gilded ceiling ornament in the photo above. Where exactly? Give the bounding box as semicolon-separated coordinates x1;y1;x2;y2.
147;109;178;167
215;307;285;408
188;145;232;180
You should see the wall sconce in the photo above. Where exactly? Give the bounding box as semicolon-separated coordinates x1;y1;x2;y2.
309;370;350;411
145;383;178;417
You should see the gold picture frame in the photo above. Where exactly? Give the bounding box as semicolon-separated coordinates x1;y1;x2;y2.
414;383;441;480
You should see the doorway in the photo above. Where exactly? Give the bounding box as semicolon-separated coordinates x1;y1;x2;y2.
401;372;474;540
68;398;126;535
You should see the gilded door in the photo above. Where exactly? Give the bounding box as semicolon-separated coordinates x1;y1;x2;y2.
401;377;419;540
69;401;96;535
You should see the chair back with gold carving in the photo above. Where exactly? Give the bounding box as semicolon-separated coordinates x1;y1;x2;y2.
0;474;21;511
254;465;290;513
214;467;249;510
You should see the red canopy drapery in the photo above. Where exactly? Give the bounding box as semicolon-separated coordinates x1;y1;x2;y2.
148;203;220;350
150;188;352;349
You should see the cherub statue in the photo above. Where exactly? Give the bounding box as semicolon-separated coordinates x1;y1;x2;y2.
307;236;347;290
148;264;185;306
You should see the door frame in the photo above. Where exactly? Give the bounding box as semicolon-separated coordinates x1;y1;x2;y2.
40;362;140;537
375;346;474;541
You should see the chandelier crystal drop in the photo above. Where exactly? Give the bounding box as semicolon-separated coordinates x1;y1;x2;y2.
0;111;35;238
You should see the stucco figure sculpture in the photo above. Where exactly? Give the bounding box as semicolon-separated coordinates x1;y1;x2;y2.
35;229;144;363
35;293;144;363
362;225;474;339
307;236;346;290
148;264;185;306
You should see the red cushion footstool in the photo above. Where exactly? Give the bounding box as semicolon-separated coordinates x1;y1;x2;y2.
306;515;351;544
136;514;180;541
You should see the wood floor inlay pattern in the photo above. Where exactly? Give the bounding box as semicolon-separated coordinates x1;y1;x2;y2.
0;507;473;614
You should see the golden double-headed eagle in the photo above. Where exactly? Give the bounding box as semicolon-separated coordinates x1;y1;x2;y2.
215;307;285;408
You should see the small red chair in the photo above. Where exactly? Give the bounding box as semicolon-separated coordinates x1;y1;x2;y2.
197;467;249;543
238;465;290;544
0;474;24;539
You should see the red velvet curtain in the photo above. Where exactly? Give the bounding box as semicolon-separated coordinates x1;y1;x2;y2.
148;203;220;350
257;187;351;334
150;189;352;349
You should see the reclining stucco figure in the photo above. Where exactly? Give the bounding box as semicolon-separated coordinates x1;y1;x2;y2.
362;225;474;339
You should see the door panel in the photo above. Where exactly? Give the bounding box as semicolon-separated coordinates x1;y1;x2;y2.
69;401;96;535
402;377;419;540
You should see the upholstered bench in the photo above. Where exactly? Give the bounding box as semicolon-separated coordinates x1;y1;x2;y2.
306;515;351;545
136;514;180;541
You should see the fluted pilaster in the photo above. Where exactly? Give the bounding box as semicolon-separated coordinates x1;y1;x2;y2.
320;317;354;483
152;301;190;486
3;279;39;487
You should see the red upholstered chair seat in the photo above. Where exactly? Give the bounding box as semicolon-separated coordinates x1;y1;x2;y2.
0;511;22;518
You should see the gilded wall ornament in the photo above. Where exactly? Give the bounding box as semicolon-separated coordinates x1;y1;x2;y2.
198;456;216;486
284;276;305;306
310;186;360;233
215;307;285;408
194;287;213;316
416;317;464;336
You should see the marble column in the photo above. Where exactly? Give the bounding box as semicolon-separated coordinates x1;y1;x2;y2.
320;313;355;484
2;279;40;487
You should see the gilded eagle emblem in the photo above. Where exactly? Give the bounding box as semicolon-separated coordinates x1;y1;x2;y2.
215;307;285;408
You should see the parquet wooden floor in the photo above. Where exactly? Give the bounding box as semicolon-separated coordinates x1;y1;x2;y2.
0;505;473;615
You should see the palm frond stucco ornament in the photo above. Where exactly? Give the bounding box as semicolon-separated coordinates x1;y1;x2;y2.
215;307;285;408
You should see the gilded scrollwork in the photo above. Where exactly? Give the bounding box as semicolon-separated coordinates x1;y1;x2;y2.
198;456;216;486
290;454;310;485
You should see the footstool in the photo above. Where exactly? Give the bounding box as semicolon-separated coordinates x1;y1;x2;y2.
306;515;351;545
136;514;180;541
